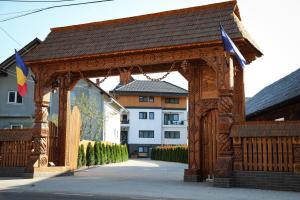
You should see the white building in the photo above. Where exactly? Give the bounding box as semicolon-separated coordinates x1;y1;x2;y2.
50;79;125;144
111;79;188;157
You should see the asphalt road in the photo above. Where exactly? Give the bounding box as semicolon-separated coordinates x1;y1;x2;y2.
0;191;170;200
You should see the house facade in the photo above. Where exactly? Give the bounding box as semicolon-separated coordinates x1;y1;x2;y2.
111;79;188;157
0;38;41;129
50;79;124;144
0;39;123;143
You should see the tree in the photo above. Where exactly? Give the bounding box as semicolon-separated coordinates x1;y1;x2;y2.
74;93;104;141
80;144;86;166
86;142;95;167
94;142;100;165
77;146;82;168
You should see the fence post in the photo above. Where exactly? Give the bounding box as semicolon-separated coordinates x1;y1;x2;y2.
293;136;300;173
232;137;243;170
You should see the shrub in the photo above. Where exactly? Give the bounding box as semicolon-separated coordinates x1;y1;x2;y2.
94;142;100;165
86;142;95;166
80;144;86;166
150;145;188;164
99;142;104;165
77;146;82;168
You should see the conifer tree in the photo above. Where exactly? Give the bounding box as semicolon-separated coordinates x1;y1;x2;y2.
86;142;95;166
77;146;82;168
80;144;86;166
94;142;100;165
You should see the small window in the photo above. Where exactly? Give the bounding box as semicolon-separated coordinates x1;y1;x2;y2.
149;112;154;120
138;146;148;153
138;147;144;153
139;130;154;138
165;98;179;104
139;112;147;119
139;96;154;102
10;124;23;129
8;91;23;104
165;131;180;139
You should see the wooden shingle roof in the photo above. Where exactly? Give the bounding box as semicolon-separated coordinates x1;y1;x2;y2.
246;68;300;117
25;1;261;63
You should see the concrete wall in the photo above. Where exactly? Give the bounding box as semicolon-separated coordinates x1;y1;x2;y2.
0;69;35;128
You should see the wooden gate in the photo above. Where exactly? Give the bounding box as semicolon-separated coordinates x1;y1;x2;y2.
48;121;59;165
67;106;81;170
201;108;218;179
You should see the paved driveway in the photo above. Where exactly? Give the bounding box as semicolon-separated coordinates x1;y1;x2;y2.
0;159;299;200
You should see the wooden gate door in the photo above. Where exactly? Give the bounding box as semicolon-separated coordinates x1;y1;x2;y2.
68;106;81;171
200;108;218;179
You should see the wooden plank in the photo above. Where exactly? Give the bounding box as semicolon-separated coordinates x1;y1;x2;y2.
257;137;262;171
267;138;272;171
282;137;288;172
243;138;248;170
262;138;268;171
252;138;257;171
272;138;278;171
248;138;253;171
287;137;293;172
278;137;283;171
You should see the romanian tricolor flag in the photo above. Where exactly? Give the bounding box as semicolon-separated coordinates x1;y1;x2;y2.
15;50;28;96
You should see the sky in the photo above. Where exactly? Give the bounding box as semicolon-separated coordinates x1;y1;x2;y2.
0;0;299;97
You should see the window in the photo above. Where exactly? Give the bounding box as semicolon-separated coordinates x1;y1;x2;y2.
8;91;22;104
165;98;179;104
139;130;154;138
165;131;180;139
149;112;154;120
138;146;148;153
139;112;147;119
139;96;154;102
164;114;179;125
10;124;23;129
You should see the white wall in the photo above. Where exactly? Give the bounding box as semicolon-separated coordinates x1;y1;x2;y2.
128;108;162;145
103;102;121;144
162;126;188;145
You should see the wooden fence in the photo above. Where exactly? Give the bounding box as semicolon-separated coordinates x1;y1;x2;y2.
0;129;33;167
231;121;300;173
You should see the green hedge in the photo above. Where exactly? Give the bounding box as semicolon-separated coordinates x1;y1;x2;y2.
77;142;128;168
151;145;188;163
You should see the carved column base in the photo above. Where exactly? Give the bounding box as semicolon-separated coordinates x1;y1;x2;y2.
214;156;233;178
184;168;203;182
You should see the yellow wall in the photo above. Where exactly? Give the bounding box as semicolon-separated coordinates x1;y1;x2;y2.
115;95;187;109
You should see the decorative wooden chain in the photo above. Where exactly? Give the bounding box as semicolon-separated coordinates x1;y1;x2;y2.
98;67;113;84
137;60;189;81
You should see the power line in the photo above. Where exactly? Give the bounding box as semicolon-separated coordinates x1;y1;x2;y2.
0;0;113;22
0;8;41;16
0;0;78;3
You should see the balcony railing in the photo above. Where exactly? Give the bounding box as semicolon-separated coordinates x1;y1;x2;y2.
164;120;185;125
121;120;130;124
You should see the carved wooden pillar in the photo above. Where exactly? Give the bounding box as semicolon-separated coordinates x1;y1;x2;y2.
233;64;245;122
232;62;245;171
26;69;49;174
57;76;70;166
214;54;234;187
119;69;132;85
184;63;203;182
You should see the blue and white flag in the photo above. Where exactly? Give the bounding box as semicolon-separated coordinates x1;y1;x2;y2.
220;25;246;68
